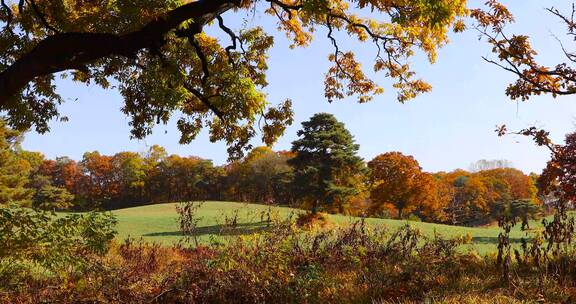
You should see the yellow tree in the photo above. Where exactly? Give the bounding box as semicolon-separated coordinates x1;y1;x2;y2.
0;119;33;206
0;0;467;158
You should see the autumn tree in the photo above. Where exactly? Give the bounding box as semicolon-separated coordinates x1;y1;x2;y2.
473;1;576;100
412;172;446;222
25;153;76;211
109;152;146;207
368;152;436;219
154;155;218;203
473;1;576;214
442;172;491;225
78;151;117;208
0;119;32;206
226;146;293;204
436;167;538;225
289;113;365;214
0;0;468;159
469;159;513;172
533;130;576;204
478;168;538;203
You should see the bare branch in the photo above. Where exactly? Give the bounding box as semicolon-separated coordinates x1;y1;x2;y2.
216;15;245;66
547;5;576;35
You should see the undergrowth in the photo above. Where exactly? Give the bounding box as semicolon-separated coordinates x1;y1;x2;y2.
1;205;576;303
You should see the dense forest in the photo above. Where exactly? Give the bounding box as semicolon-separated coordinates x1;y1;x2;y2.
1;114;542;227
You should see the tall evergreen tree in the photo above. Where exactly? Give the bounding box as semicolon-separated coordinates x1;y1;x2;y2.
289;113;365;214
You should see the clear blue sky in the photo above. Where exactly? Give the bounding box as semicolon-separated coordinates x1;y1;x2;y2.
21;0;576;174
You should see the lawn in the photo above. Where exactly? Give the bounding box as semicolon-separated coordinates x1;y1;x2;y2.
109;201;539;254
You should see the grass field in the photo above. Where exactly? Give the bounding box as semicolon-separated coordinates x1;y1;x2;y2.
109;201;539;254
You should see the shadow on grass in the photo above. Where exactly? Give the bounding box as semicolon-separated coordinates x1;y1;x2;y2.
471;236;526;245
143;221;272;237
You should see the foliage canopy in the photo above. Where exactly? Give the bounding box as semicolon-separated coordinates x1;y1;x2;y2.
0;0;467;158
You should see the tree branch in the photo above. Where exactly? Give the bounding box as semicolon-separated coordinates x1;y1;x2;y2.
188;35;210;85
183;83;225;120
28;0;60;34
0;0;13;33
0;0;238;105
216;15;244;66
326;16;358;86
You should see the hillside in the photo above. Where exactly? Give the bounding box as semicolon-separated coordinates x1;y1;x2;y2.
111;201;536;254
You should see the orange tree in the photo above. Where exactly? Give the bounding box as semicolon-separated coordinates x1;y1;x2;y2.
512;128;576;205
0;0;468;159
477;168;538;203
367;152;437;219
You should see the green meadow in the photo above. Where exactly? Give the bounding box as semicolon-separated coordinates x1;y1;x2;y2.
109;201;538;254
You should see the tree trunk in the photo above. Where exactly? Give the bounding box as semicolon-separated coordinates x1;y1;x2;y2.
311;200;319;215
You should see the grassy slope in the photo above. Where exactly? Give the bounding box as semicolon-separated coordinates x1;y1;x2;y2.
111;201;536;254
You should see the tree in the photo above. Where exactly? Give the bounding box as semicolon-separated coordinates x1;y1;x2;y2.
0;119;32;206
368;152;435;219
493;199;541;230
109;151;146;207
78;151;117;208
0;0;467;159
32;184;74;211
156;154;217;203
26;153;75;211
446;173;490;225
478;168;538;203
289;113;365;214
468;159;513;172
412;172;446;222
536;131;576;204
473;1;576;100
435;167;538;225
228;146;293;204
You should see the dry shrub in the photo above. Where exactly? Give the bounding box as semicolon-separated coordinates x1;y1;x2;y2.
3;212;576;303
296;212;330;229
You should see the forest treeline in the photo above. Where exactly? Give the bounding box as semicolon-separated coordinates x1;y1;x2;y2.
0;116;542;226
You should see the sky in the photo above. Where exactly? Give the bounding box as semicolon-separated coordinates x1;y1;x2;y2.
20;0;576;174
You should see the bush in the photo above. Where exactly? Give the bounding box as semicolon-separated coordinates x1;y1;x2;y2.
296;212;329;228
2;207;576;303
406;213;422;222
0;204;116;290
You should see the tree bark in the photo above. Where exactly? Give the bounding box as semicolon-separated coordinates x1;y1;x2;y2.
0;0;237;105
311;200;319;215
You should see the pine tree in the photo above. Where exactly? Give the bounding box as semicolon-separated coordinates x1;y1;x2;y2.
289;113;365;214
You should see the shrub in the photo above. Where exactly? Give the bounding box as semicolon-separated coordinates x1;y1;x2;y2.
296;212;329;228
3;206;576;303
0;204;116;290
